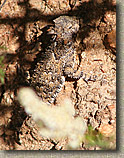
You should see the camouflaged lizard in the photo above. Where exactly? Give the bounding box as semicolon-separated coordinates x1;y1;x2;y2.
28;16;94;103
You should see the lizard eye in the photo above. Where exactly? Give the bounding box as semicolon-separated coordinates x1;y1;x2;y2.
66;23;72;29
68;26;72;29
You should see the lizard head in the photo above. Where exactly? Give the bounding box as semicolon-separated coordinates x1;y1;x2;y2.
53;16;80;40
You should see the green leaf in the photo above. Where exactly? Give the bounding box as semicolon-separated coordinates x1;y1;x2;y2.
0;45;8;50
0;77;4;84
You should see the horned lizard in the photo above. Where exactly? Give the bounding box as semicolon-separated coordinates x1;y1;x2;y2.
28;16;93;104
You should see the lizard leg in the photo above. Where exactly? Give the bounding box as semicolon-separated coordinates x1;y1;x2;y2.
63;54;96;82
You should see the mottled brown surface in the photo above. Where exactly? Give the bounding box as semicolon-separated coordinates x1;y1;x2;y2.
0;0;116;150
